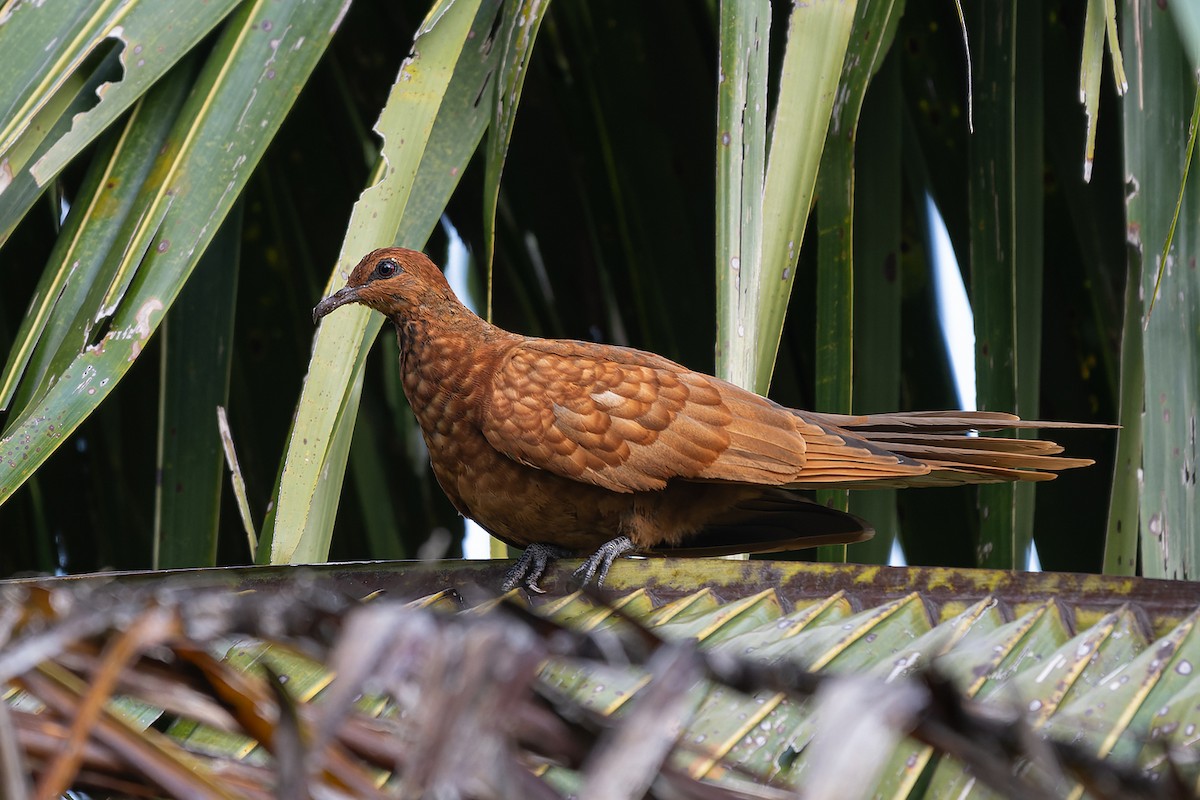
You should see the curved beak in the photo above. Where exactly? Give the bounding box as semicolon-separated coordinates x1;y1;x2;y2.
312;286;361;324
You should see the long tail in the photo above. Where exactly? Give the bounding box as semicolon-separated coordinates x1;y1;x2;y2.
793;410;1109;488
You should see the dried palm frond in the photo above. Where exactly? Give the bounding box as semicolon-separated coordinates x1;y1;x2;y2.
0;565;1195;799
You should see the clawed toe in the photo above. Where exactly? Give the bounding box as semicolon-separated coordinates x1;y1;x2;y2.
502;537;635;592
572;535;635;587
502;543;572;593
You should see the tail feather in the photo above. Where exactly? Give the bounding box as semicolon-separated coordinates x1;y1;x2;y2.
648;488;873;556
813;409;1107;432
851;431;1067;454
789;409;1111;489
875;443;1092;471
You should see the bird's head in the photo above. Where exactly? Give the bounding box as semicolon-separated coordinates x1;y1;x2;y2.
312;247;456;324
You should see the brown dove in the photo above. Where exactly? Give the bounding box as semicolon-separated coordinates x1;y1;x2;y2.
313;248;1099;590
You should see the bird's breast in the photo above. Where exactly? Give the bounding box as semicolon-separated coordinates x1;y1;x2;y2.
393;319;619;548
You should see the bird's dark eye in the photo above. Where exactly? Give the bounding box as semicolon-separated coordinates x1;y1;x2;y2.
374;258;401;279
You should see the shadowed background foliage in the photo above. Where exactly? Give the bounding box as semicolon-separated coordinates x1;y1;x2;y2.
0;0;1192;581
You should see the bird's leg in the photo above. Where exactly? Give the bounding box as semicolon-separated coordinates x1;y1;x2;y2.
502;543;573;593
573;535;635;587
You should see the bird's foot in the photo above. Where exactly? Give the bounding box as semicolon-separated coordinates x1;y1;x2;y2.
502;543;573;593
573;536;635;587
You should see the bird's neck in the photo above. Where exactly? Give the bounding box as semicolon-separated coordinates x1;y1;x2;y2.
392;300;517;428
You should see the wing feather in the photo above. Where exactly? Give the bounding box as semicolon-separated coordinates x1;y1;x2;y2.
480;340;929;492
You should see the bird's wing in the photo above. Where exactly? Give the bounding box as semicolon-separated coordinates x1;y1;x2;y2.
480;339;924;492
